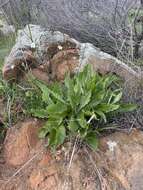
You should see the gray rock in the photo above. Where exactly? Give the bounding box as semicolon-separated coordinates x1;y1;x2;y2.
2;24;142;85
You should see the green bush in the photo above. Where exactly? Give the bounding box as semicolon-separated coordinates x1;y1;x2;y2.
28;65;137;150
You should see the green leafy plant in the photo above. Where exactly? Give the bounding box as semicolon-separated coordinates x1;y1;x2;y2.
0;76;45;129
0;79;29;127
29;65;137;150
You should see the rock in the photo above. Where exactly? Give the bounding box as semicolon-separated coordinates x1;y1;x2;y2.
29;68;49;83
2;25;79;82
3;25;142;86
3;48;36;80
51;49;79;81
46;41;77;59
29;164;58;190
1;129;143;190
38;151;52;167
4;119;42;167
3;48;39;81
97;130;143;190
79;43;141;82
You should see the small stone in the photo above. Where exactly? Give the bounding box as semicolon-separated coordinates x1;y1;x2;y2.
107;141;117;152
58;45;63;50
10;65;15;69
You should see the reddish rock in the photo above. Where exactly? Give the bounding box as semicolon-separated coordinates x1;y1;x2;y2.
47;41;77;59
1;124;143;190
4;119;42;167
3;49;39;81
29;165;58;190
38;151;52;167
98;130;143;190
30;68;49;84
51;49;79;81
88;55;140;83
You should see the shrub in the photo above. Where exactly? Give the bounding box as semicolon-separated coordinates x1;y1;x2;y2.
28;65;137;150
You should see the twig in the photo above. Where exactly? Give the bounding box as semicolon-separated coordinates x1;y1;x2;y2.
7;96;12;127
61;136;78;190
0;0;10;9
67;136;78;171
84;148;109;190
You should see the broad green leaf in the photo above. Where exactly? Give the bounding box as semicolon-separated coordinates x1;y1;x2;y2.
89;90;105;108
39;127;49;138
47;118;63;127
65;75;76;108
77;113;88;128
112;92;123;104
76;65;93;88
118;104;137;112
38;121;55;139
75;77;84;94
68;117;79;132
85;132;99;150
56;125;66;147
103;75;119;89
95;110;107;122
65;73;73;89
68;92;77;109
48;87;66;104
74;81;82;94
79;128;88;138
76;71;84;87
85;77;96;91
48;125;66;149
95;79;105;92
96;104;120;113
34;80;52;103
48;128;57;148
79;91;91;110
47;103;68;115
50;82;63;97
